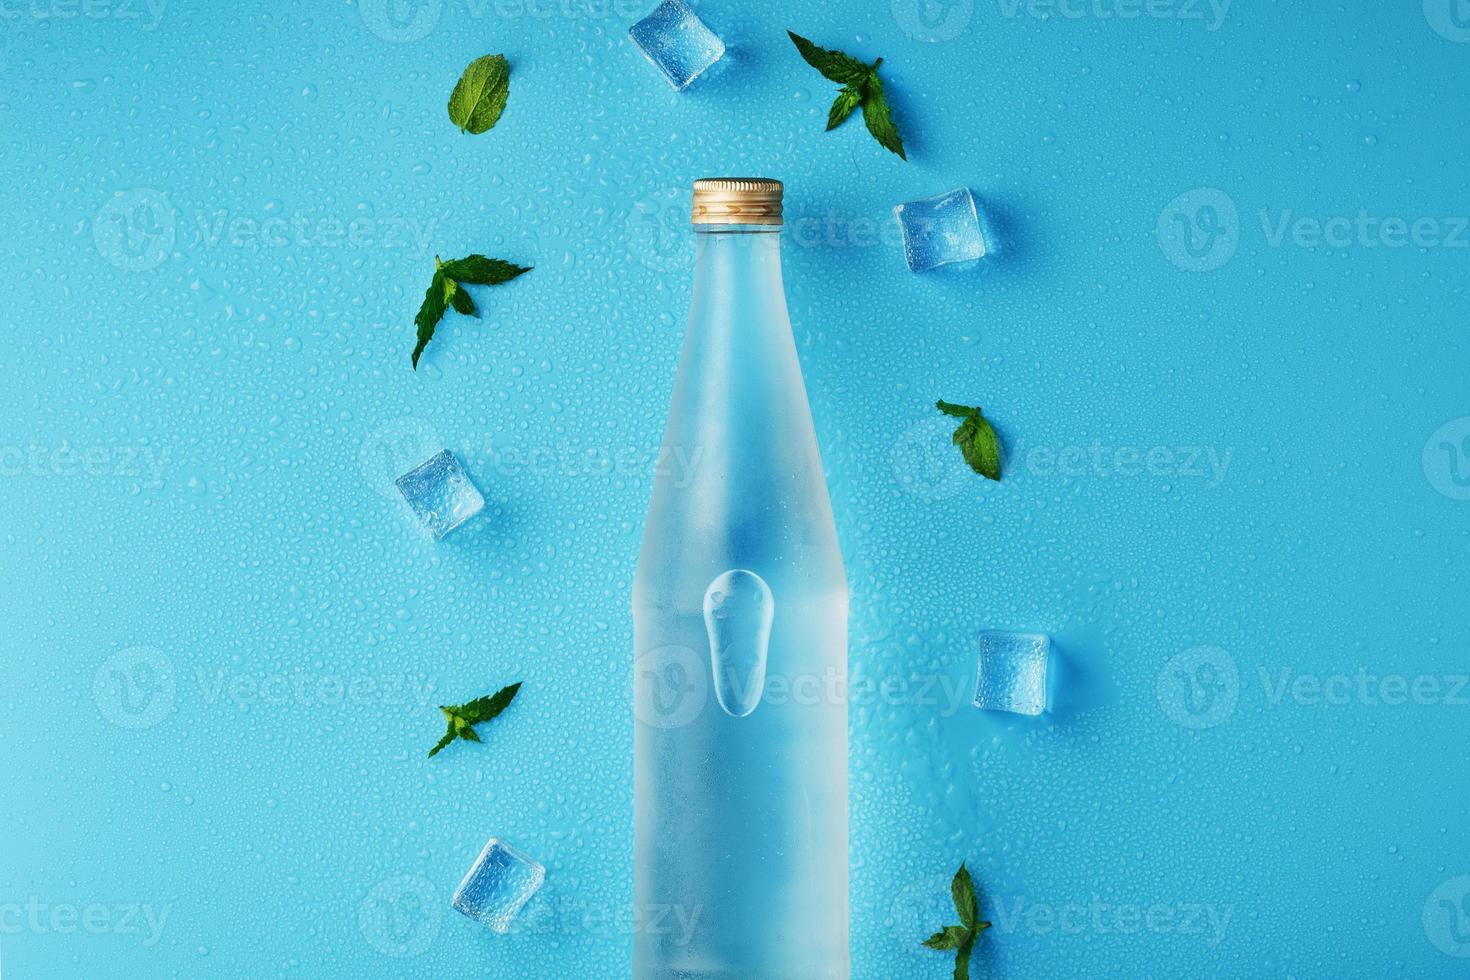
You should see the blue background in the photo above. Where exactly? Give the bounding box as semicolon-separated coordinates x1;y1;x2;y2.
2;0;1468;977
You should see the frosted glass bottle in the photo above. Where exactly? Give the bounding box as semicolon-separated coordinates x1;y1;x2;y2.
633;178;849;980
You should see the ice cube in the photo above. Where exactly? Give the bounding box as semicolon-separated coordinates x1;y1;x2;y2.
452;838;546;934
894;187;987;273
395;450;483;539
973;631;1049;715
629;0;725;91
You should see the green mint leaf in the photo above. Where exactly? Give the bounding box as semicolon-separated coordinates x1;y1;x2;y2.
860;74;907;160
789;31;907;160
936;400;1002;481
427;682;522;758
936;399;975;419
439;255;533;286
922;863;990;980
448;280;477;317
787;31;872;85
427;721;457;758
412;268;450;370
955;415;1001;481
922;926;968;951
826;85;862;131
457;682;522;724
448;54;510;135
411;255;529;369
952;863;978;930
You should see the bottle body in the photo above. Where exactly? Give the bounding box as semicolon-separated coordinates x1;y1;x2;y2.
633;222;849;979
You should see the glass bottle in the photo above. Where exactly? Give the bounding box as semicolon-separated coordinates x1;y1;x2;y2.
633;178;850;980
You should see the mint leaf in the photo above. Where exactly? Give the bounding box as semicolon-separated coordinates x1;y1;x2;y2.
922;926;967;951
788;31;907;159
428;682;522;757
923;863;992;980
448;281;477;316
428;723;457;758
440;255;532;285
952;862;978;930
936;400;1002;481
410;254;531;369
412;267;450;369
448;54;510;135
787;31;872;85
457;682;522;725
826;85;862;131
860;74;907;160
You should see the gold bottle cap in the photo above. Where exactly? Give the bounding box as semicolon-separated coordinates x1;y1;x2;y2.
691;177;784;226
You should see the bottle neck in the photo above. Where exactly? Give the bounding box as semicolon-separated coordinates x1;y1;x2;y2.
691;224;784;301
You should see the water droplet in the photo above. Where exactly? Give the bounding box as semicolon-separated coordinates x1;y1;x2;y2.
703;569;774;718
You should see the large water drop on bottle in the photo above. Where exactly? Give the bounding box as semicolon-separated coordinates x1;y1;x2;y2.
703;569;774;718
